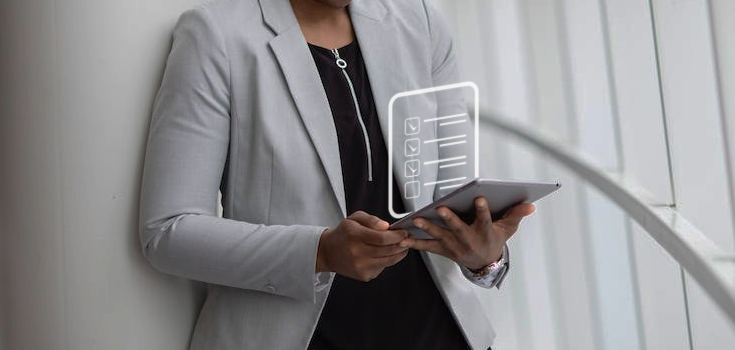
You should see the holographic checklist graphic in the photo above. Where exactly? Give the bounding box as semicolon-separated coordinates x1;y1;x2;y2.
388;82;480;219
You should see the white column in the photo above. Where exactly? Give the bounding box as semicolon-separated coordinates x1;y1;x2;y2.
600;0;688;349
514;2;587;343
708;0;735;249
554;0;644;349
0;1;205;349
651;0;735;348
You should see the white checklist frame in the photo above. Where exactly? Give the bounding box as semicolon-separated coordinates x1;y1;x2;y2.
387;82;480;219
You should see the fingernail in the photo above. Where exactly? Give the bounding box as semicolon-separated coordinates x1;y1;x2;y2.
438;210;447;218
414;220;424;229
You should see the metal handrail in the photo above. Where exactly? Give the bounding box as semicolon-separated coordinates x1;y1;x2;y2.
479;111;735;325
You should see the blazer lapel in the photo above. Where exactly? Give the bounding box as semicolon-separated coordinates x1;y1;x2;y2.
261;0;347;217
351;1;434;213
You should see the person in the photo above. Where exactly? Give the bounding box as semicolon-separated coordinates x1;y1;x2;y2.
139;0;535;349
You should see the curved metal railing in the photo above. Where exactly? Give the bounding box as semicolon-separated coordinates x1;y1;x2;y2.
479;111;735;325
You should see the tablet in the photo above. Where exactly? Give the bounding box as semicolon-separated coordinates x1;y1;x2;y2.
389;178;561;239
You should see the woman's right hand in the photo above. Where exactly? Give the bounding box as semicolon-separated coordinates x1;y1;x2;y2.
316;211;410;282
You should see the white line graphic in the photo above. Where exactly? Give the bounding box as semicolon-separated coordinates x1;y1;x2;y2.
439;140;467;148
439;119;467;126
423;177;467;187
439;162;467;169
424;135;466;144
424;113;467;123
423;155;467;165
387;82;480;219
440;184;464;190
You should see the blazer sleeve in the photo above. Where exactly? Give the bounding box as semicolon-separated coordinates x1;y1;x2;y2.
139;6;326;303
423;0;511;289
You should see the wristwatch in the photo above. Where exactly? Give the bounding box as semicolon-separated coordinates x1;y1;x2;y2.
467;254;506;278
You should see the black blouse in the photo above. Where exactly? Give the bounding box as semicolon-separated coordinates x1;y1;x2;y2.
306;41;470;350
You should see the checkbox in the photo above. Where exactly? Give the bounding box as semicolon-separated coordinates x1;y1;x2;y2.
405;181;420;199
405;159;420;178
405;138;420;157
405;117;420;135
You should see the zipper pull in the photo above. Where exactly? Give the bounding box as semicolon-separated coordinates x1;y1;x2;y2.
332;49;348;69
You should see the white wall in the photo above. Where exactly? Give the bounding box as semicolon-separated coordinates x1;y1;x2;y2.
0;1;206;349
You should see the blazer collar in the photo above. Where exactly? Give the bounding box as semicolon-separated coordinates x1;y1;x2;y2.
258;0;297;34
349;0;388;21
258;0;387;35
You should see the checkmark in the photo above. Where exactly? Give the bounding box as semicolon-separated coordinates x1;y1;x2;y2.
405;138;420;157
405;160;420;177
405;117;420;135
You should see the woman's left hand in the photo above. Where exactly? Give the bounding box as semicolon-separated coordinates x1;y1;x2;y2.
399;197;535;269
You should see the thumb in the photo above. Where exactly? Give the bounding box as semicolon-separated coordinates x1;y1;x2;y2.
497;203;535;231
348;211;389;230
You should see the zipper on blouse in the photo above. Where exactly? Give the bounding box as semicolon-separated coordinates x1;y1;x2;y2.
332;48;373;182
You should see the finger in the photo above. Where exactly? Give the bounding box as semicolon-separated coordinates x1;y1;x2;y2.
412;218;452;241
361;229;410;246
473;197;492;227
514;203;536;216
348;211;389;230
503;203;536;222
369;243;409;258
496;203;536;233
375;249;410;268
436;206;469;233
399;237;451;257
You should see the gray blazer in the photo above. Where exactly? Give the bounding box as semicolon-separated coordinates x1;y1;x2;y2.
139;0;504;349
